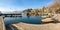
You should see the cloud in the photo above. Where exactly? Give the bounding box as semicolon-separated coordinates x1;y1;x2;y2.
0;7;27;12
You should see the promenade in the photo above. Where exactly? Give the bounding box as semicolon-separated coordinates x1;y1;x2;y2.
12;22;60;30
0;16;5;30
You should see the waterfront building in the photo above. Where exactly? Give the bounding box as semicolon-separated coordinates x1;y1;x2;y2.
31;9;39;16
38;7;49;16
38;9;42;16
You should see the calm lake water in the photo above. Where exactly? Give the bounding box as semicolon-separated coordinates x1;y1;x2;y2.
4;14;42;25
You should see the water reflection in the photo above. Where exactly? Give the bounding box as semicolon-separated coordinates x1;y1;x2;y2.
27;14;30;18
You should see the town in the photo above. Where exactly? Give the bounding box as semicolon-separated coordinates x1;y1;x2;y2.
23;2;60;23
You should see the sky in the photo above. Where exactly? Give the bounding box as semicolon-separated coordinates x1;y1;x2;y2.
0;0;53;11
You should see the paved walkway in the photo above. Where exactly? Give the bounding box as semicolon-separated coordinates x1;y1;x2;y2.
0;16;5;30
12;22;60;30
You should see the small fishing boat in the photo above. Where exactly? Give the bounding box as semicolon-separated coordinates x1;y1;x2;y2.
41;15;48;19
41;18;54;23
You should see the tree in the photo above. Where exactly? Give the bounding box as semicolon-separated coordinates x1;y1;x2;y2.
23;8;32;13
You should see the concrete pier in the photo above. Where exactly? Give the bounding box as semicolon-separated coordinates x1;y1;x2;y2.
0;16;5;30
